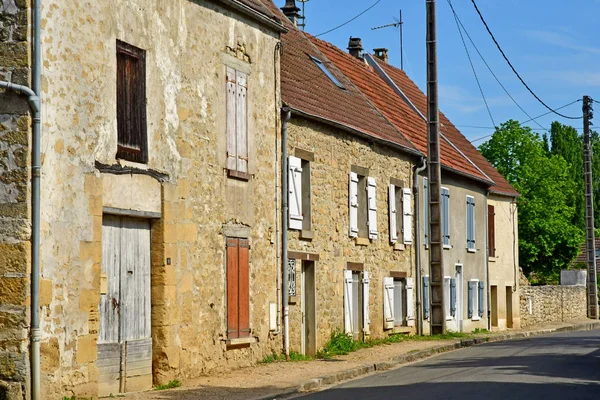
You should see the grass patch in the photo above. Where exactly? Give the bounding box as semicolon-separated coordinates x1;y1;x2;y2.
262;351;312;363
472;328;489;334
154;379;181;391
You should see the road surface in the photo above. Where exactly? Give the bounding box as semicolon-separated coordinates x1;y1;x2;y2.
295;329;600;400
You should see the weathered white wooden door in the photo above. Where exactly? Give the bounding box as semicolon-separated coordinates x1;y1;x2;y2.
98;215;152;396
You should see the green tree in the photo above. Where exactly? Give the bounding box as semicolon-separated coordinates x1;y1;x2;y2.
479;120;583;283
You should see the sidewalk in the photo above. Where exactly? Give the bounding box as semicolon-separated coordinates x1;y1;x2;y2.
124;319;600;400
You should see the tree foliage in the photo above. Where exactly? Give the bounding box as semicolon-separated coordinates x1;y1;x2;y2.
479;120;583;283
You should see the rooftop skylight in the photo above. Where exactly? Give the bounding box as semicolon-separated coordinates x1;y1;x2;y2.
310;56;345;90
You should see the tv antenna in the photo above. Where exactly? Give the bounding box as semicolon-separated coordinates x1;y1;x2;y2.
371;10;403;70
298;0;309;31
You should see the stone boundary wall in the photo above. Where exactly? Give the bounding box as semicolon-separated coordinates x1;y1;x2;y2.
519;285;586;327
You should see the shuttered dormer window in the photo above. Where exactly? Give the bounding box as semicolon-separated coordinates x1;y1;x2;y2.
310;56;345;89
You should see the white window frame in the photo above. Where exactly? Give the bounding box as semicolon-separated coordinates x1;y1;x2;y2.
471;279;480;321
444;276;452;321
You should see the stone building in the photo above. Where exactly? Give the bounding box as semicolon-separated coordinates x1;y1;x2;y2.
0;0;286;398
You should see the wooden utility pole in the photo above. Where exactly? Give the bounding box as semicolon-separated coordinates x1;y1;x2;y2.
426;0;445;334
583;95;598;319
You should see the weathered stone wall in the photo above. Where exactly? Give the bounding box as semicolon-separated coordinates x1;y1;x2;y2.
519;285;587;327
0;0;30;398
286;117;418;352
0;0;283;398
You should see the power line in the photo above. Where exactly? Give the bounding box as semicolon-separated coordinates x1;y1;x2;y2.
469;0;582;120
446;0;547;132
313;0;381;38
449;0;495;128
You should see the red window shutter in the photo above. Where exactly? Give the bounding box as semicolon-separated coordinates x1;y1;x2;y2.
488;205;495;257
227;238;239;339
238;239;250;338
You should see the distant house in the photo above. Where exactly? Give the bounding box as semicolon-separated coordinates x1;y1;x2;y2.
571;238;600;269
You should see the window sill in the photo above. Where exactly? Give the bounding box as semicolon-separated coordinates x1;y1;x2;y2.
288;296;298;305
467;248;477;253
227;169;251;181
355;237;370;246
471;317;481;321
488;257;496;262
300;230;314;240
225;337;256;346
393;243;405;251
443;245;452;250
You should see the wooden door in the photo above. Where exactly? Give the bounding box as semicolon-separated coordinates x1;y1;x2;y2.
98;215;152;397
301;261;316;357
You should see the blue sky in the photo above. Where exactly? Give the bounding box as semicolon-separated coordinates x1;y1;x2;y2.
275;0;600;144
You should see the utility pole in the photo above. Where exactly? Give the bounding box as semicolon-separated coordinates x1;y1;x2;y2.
583;95;598;319
426;0;445;334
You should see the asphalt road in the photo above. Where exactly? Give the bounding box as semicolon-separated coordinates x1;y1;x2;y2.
295;329;600;400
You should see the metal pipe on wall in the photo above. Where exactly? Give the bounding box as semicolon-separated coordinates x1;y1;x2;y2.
413;157;426;336
281;109;291;358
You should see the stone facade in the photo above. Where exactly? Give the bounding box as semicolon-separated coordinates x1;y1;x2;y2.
519;285;587;327
286;117;418;353
1;0;284;398
487;195;520;330
0;0;31;398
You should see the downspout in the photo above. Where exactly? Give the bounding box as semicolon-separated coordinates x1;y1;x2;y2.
413;157;426;335
0;0;42;397
485;194;491;331
281;108;291;358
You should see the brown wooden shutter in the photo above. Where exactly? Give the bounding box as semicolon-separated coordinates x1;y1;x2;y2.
488;205;495;257
226;238;239;338
238;238;250;338
116;41;147;163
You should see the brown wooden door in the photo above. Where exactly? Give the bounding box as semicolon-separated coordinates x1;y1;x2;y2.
227;238;250;339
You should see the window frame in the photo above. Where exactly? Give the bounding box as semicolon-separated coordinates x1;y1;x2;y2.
441;187;450;249
470;279;481;321
226;66;249;178
309;55;346;89
466;195;476;252
488;204;496;258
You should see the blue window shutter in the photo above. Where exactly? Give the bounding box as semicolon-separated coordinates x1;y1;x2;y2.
423;276;430;320
424;178;429;246
478;281;484;317
442;188;450;246
466;197;475;249
450;278;457;317
467;281;473;318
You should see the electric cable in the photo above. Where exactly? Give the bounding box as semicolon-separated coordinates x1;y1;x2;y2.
313;0;381;38
470;0;582;120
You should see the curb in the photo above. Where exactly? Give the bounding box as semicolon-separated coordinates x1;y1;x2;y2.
256;321;600;400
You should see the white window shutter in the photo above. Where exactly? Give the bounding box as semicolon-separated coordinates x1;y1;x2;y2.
349;173;359;237
389;185;397;244
383;277;395;330
406;277;414;326
362;271;370;334
288;156;303;230
367;177;378;240
343;270;353;334
402;188;412;245
226;67;237;170
235;71;248;173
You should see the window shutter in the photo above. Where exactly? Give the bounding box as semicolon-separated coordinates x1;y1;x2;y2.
478;281;484;318
389;185;397;244
442;188;450;246
226;67;237;171
367;177;378;240
406;277;414;326
488;205;495;257
444;277;451;320
236;71;248;173
238;238;250;338
467;196;475;250
402;188;412;244
227;238;240;339
424;178;429;246
383;277;395;329
349;173;359;238
288;156;303;230
468;281;474;319
362;271;370;334
343;270;353;334
450;278;457;317
423;276;430;320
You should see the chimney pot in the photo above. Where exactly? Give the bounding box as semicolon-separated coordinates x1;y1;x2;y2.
281;0;301;26
373;48;389;64
347;37;364;59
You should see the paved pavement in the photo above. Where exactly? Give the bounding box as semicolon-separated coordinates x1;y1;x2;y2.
295;329;600;400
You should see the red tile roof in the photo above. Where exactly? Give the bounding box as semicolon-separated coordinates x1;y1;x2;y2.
572;238;600;267
375;61;519;197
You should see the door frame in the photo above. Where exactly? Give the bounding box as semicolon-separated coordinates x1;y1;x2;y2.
300;261;316;356
454;264;463;332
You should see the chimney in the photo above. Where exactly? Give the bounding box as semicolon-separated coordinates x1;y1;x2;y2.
373;48;389;64
281;0;301;26
347;37;363;59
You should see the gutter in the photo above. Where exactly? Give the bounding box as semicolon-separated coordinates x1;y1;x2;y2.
281;108;291;358
413;158;427;336
218;0;288;33
0;0;42;398
485;193;491;331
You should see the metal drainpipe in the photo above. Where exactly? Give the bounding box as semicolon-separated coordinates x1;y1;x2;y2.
0;0;41;396
485;195;491;331
281;108;291;358
413;157;427;336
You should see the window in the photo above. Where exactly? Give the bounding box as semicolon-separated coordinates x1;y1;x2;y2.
288;150;313;233
383;276;414;330
488;205;496;257
442;187;450;247
344;269;370;338
444;277;452;320
116;41;147;163
424;178;429;246
466;196;475;252
349;170;377;240
468;279;484;320
422;275;430;320
226;237;250;339
226;67;248;175
310;56;345;89
389;183;412;245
